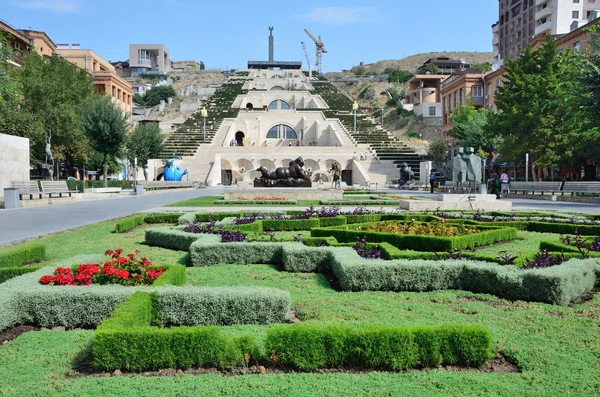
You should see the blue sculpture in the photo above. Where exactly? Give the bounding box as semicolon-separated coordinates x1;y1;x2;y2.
163;158;188;181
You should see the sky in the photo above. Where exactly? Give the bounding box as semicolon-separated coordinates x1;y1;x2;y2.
2;0;498;72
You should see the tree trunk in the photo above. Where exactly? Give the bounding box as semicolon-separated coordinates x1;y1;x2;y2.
143;167;148;181
531;160;537;182
103;153;108;188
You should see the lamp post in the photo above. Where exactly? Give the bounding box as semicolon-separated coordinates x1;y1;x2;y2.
381;108;384;125
200;107;208;143
352;101;358;134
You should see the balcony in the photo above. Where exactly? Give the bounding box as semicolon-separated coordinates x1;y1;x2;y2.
493;34;499;46
470;96;483;106
535;19;552;35
535;5;553;21
535;0;548;6
136;59;152;67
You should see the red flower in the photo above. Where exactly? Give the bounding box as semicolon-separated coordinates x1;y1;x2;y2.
40;275;55;285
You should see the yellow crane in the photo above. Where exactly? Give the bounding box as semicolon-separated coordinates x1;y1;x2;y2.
304;28;326;74
301;41;313;80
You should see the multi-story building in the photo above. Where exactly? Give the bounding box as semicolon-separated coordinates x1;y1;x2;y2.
0;19;31;66
403;74;448;125
419;57;471;75
56;44;133;119
21;30;56;57
493;0;599;66
129;44;171;77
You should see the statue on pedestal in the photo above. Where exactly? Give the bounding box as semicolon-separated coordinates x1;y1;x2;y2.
452;147;482;192
254;156;312;187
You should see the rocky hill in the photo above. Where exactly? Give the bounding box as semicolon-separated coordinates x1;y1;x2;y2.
350;51;493;74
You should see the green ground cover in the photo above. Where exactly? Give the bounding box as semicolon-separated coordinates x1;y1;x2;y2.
1;212;600;396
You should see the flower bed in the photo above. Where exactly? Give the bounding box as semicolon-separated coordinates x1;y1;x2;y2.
363;220;479;237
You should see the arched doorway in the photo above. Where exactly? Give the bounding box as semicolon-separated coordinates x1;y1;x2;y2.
235;131;245;146
245;103;253;110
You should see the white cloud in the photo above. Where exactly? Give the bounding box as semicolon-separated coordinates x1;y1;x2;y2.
12;0;80;12
298;6;377;25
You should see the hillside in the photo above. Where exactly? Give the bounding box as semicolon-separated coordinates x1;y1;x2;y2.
349;51;493;74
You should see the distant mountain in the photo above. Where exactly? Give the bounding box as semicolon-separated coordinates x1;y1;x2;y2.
349;51;493;74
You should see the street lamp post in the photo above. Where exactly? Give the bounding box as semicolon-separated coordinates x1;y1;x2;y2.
352;101;358;134
381;108;384;125
200;107;208;143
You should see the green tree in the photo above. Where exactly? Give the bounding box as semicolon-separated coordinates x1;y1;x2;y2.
427;138;448;165
142;85;176;107
449;104;500;162
472;62;492;72
81;96;129;186
125;123;165;180
0;32;19;110
386;69;413;83
133;93;145;105
418;63;439;74
354;67;366;76
485;39;583;180
18;52;94;165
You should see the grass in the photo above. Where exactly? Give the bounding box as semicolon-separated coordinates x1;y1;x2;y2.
1;215;599;396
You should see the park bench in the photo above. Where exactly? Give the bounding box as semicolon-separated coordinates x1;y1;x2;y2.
144;181;195;190
40;181;78;198
507;181;563;195
10;181;43;200
438;181;454;192
561;181;600;197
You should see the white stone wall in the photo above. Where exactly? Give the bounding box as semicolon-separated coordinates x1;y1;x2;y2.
0;133;30;199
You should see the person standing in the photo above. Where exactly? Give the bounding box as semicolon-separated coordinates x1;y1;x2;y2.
488;167;501;199
429;170;436;193
500;169;509;197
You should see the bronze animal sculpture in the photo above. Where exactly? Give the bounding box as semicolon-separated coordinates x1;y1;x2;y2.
254;156;312;187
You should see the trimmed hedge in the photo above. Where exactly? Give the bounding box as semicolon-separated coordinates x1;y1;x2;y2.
263;218;320;231
156;286;291;326
196;212;245;222
527;222;600;235
319;200;398;206
281;245;334;272
265;323;493;371
301;236;339;247
145;226;217;251
215;200;298;205
330;247;600;305
0;244;45;268
190;239;285;266
311;223;518;252
115;215;145;233
93;292;258;371
0;266;41;284
144;213;182;224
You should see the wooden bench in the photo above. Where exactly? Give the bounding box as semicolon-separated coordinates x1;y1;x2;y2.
11;181;43;200
144;181;195;190
40;181;78;198
507;181;563;195
562;181;600;197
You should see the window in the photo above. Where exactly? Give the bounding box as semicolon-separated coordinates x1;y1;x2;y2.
268;101;278;110
268;100;291;110
429;107;436;116
266;124;298;140
573;11;580;19
471;86;483;97
574;41;581;51
573;0;579;3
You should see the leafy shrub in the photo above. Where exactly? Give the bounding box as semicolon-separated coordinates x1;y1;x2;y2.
144;213;182;224
155;286;291;326
115;215;145;233
265;323;493;371
0;267;41;284
145;226;212;251
281;245;335;272
0;244;45;268
363;220;479;237
353;236;381;259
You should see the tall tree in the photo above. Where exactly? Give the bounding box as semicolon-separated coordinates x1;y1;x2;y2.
17;52;94;165
0;32;19;109
125;123;165;180
81;95;129;186
485;39;583;180
449;104;500;163
427;138;448;169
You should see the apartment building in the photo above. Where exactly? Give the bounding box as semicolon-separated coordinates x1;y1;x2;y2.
21;30;56;57
0;19;31;66
56;44;133;119
129;44;171;77
403;74;448;125
493;0;599;65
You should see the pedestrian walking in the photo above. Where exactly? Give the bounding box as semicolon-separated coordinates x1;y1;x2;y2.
500;169;509;196
429;170;436;193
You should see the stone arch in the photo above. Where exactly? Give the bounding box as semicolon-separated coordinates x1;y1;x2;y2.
235;158;254;173
266;124;298;140
258;159;276;170
280;158;294;167
231;170;243;181
311;171;330;182
220;159;232;170
303;159;320;172
270;86;285;91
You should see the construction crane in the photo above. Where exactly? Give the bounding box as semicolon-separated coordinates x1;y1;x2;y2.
301;41;313;80
304;28;326;74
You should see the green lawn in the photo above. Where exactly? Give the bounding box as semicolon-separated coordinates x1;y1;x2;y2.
1;216;599;396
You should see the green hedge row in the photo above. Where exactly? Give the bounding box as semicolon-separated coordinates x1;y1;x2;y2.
238;217;348;234
330;247;600;305
527;222;600;235
151;265;187;286
190;239;285;266
156;286;291;326
145;226;217;251
144;213;182;224
311;223;518;252
93;292;259;371
0;266;42;284
319;200;398;206
0;244;45;268
214;200;298;205
115;215;146;233
265;323;493;371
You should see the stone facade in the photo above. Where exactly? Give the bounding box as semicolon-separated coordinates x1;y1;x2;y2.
0;134;30;200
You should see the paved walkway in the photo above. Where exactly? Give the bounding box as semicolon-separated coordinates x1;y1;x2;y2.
0;188;597;247
0;188;223;246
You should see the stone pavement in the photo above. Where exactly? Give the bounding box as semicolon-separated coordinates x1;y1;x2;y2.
0;188;223;246
0;188;598;247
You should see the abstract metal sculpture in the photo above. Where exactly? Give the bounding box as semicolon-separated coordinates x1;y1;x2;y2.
452;147;482;191
254;156;312;187
163;158;188;181
398;162;415;183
